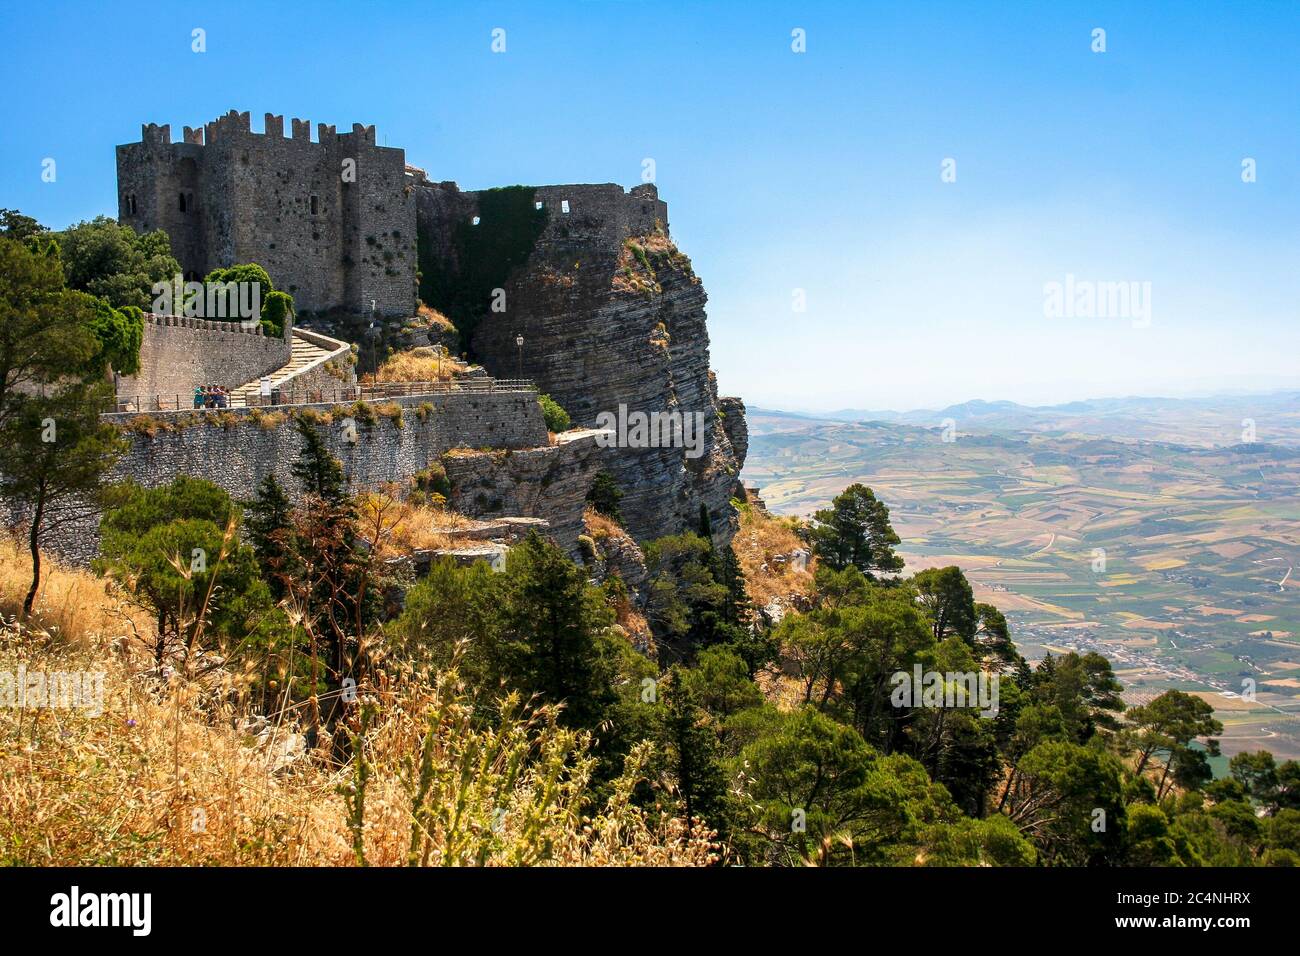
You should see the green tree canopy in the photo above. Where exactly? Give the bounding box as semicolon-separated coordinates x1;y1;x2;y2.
58;216;180;310
809;483;904;579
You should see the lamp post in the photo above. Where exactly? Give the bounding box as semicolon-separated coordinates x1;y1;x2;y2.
515;333;524;379
368;298;378;384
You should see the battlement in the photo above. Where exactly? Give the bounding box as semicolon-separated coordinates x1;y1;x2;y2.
142;312;269;335
132;110;393;150
140;122;172;146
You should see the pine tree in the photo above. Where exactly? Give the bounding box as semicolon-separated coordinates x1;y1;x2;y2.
657;667;730;840
245;472;297;599
498;531;617;730
291;417;349;503
810;483;904;579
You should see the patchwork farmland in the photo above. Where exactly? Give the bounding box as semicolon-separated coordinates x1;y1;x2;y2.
745;408;1300;761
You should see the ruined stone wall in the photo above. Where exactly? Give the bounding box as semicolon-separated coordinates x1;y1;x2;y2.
116;111;416;316
115;313;292;403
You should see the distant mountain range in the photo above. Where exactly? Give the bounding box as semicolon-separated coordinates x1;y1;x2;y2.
752;391;1300;447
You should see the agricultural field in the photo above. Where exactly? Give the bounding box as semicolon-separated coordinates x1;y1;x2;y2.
744;406;1300;760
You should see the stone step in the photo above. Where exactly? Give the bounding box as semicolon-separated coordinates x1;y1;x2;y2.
228;333;338;406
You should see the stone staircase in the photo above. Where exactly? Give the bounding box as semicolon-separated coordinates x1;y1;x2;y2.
229;330;340;407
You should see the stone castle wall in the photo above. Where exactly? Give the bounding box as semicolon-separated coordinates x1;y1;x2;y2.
102;392;548;488
116;313;292;402
27;391;559;566
117;111;416;317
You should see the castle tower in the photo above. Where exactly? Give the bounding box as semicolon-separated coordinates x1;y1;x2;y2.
116;110;417;317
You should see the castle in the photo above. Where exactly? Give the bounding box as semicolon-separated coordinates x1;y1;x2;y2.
109;109;747;552
116;110;415;317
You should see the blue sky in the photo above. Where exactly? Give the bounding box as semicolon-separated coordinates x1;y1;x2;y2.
2;0;1297;410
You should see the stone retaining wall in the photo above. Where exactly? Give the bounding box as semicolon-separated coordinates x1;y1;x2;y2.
116;313;292;403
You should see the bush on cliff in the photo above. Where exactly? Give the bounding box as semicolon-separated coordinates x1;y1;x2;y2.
538;393;570;433
586;470;624;524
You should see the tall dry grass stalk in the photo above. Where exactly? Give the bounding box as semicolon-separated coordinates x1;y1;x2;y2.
0;536;150;647
0;543;715;866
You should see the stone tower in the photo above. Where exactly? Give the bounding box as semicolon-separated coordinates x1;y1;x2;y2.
116;110;416;317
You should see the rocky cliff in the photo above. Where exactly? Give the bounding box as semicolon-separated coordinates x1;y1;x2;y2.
415;180;747;546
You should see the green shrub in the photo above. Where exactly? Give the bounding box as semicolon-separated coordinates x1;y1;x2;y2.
260;289;294;337
538;393;571;433
586;471;624;524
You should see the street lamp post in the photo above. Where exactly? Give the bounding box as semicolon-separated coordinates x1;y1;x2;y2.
515;333;524;379
368;299;378;383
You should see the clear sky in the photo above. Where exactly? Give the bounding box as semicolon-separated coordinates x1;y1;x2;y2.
2;1;1296;411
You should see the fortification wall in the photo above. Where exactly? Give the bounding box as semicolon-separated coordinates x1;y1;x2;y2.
116;313;291;403
103;391;547;476
22;392;556;566
116;111;416;317
413;180;667;260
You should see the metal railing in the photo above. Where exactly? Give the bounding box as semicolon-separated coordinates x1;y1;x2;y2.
108;378;537;414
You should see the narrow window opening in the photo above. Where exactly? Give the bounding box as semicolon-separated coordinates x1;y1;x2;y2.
472;215;481;226
178;192;186;212
560;200;570;214
310;195;319;215
535;201;543;210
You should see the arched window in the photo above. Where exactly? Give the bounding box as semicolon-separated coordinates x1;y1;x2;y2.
179;192;186;212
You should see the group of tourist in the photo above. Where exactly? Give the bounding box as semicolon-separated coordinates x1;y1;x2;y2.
194;384;231;409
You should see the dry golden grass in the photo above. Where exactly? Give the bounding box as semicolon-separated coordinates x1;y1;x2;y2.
415;303;456;331
583;509;624;543
374;347;468;383
581;509;653;649
353;491;511;557
0;536;149;649
733;504;815;608
0;546;716;867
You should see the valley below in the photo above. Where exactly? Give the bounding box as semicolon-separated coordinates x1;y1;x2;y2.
743;395;1300;764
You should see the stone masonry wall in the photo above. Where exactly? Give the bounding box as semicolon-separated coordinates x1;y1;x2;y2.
24;391;555;566
116;313;291;403
117;111;416;317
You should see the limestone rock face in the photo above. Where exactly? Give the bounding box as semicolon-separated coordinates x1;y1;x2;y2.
416;181;747;546
439;429;609;561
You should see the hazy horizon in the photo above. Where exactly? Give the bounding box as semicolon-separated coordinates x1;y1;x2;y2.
753;383;1300;419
